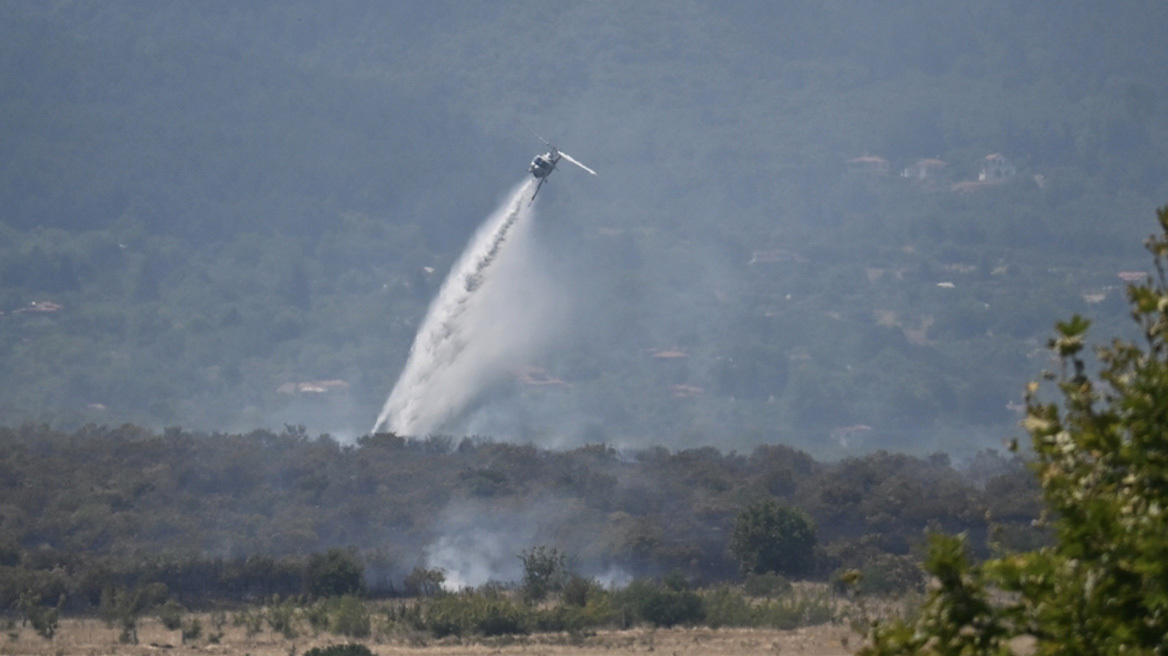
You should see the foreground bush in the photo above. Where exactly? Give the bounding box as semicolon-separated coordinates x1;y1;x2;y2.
864;207;1168;654
411;593;530;638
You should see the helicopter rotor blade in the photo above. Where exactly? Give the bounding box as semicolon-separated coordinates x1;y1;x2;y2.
530;129;552;148
558;151;597;176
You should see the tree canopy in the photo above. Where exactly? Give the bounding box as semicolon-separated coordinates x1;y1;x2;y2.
729;501;817;578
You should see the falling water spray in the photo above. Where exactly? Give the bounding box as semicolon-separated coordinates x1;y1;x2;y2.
372;179;542;436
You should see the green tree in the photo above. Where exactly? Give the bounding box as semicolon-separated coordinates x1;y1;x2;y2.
864;206;1168;655
729;501;816;578
17;590;59;640
518;546;569;603
305;548;365;598
403;567;446;597
99;586;152;644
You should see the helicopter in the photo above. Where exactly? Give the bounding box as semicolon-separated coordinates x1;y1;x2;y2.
528;133;596;203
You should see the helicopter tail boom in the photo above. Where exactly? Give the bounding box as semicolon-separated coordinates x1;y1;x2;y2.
558;150;597;176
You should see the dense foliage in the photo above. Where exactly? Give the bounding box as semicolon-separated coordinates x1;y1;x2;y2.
1;2;1166;454
863;207;1168;654
0;423;1038;614
729;501;817;577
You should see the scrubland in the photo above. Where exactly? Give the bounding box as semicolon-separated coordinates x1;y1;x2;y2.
2;617;860;656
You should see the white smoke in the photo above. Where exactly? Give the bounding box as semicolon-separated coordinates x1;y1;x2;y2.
420;497;574;591
373;179;560;436
424;524;528;591
421;497;635;591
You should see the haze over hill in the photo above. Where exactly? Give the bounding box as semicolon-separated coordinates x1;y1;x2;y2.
2;1;1167;457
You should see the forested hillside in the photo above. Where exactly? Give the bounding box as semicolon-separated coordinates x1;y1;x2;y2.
2;2;1167;455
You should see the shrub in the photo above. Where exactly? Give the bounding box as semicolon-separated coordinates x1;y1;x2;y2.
560;574;599;607
157;599;184;630
101;586;153;644
614;579;705;628
418;596;463;638
702;585;755;628
530;605;578;633
17;590;59;640
305;600;331;633
304;644;375;656
330;596;371;638
232;608;264;637
743;572;792;597
856;554;924;596
417;593;531;638
181;618;202;644
265;598;299;638
207;610;226;644
703;584;835;630
474;601;528;637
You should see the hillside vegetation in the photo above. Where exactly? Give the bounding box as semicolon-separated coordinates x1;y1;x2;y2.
0;422;1039;611
2;2;1168;454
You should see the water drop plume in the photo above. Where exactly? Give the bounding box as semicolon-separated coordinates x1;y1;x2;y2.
373;179;540;436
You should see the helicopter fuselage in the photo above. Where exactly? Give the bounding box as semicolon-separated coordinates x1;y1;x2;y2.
529;151;558;179
526;137;594;203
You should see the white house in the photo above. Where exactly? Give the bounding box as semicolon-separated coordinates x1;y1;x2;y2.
901;158;948;181
979;153;1016;182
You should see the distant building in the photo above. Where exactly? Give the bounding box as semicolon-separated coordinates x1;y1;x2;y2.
979;153;1016;182
901;158;948;181
671;384;704;398
846;155;889;177
831;424;873;448
651;348;689;385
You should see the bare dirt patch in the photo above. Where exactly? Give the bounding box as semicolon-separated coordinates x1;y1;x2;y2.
3;618;861;656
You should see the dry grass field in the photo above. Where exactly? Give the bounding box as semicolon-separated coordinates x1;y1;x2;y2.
2;617;862;656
